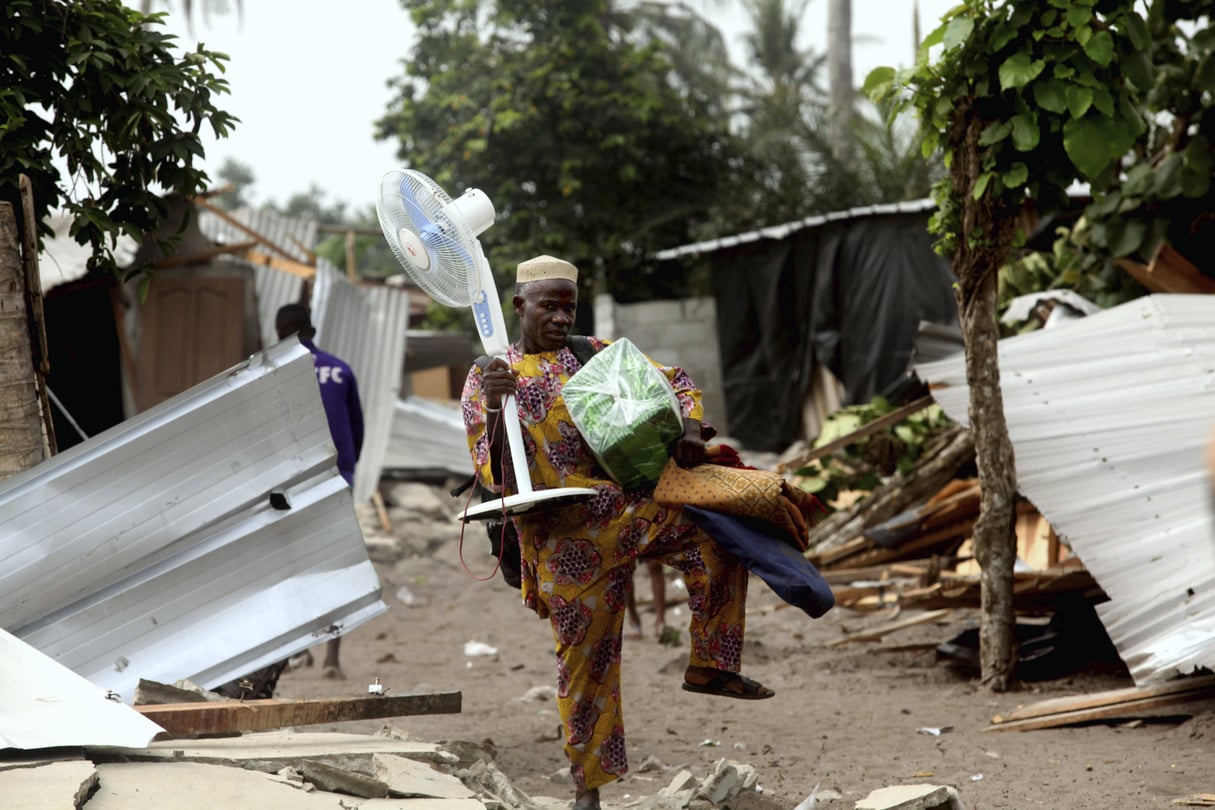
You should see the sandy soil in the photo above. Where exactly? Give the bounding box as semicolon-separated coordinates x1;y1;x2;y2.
276;492;1215;809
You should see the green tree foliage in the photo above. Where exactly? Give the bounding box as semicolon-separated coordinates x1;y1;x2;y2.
0;0;237;276
1081;1;1215;265
867;0;1151;258
374;0;741;301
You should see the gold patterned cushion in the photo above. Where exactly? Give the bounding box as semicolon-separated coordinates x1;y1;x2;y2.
653;458;821;551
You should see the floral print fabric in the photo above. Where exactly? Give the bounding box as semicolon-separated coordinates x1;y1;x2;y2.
461;341;750;792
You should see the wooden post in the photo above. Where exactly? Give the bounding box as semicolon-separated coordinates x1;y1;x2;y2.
345;229;357;280
19;175;56;455
0;202;47;480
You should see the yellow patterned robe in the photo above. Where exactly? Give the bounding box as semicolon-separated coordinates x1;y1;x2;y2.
461;339;751;792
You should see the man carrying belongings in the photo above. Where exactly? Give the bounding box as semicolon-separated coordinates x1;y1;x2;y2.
460;255;831;810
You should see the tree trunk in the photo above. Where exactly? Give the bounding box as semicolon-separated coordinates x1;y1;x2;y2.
0;202;46;482
827;0;855;166
950;109;1019;691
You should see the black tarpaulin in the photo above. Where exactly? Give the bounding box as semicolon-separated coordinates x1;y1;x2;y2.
709;211;957;452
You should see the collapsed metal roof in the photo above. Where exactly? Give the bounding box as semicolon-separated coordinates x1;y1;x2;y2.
197;206;319;264
383;397;472;478
653;199;937;261
916;294;1215;686
0;340;386;702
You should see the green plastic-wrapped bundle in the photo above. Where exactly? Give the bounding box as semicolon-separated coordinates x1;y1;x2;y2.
562;338;682;490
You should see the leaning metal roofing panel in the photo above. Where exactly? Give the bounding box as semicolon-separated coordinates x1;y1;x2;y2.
253;261;307;349
915;294;1215;686
312;258;412;503
0;340;385;701
197;206;318;264
1;629;164;749
383;396;473;477
653;199;937;260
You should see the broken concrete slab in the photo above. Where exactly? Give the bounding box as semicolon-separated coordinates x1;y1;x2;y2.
692;759;759;805
374;752;476;799
0;759;97;810
90;731;457;775
89;761;489;809
854;783;964;810
456;758;536;810
300;758;390;797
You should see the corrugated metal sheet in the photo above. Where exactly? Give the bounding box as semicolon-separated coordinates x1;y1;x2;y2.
383;397;473;477
253;262;307;349
197;206;318;264
311;258;411;502
916;294;1215;686
1;629;164;749
0;340;386;701
653;199;937;260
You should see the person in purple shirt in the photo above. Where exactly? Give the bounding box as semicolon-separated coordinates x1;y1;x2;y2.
276;303;364;679
276;304;364;487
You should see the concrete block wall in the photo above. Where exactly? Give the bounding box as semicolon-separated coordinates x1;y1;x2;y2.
592;294;728;432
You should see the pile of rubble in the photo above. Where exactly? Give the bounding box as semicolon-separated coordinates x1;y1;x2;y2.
1;724;775;810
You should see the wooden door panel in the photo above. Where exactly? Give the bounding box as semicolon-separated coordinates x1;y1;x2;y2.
137;276;247;411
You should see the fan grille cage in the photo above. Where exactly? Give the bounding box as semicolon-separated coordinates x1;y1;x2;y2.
376;170;481;307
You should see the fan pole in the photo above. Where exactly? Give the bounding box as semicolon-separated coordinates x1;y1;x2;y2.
500;395;534;496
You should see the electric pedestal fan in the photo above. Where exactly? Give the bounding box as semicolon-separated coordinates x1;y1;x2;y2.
376;169;596;521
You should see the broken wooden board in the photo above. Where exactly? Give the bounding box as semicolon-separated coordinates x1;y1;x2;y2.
826;608;952;647
1116;243;1215;294
135;692;461;738
986;674;1215;732
1174;794;1215;807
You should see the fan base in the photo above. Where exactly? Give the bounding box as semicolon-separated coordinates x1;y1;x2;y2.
458;487;598;522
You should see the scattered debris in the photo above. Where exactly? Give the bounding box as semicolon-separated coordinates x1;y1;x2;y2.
514;685;558;703
915;726;952;736
854;783;963;810
986;674;1215;732
464;641;500;657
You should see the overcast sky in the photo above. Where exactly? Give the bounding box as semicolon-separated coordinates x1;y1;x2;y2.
157;0;957;213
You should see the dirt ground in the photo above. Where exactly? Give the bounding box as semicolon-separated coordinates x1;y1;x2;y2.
276;490;1215;810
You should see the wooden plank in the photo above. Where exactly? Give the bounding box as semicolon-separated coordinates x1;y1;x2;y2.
238;246;317;279
990;674;1215;725
1117;243;1215;294
192;197;303;263
984;688;1215;732
843;520;973;569
777;396;936;473
135;692;462;738
826;608;952;646
372;490;393;533
820;561;929;586
1149;243;1215;294
153;240;258;270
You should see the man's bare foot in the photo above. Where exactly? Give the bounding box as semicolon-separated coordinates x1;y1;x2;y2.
322;665;346;680
572;787;600;810
625;620;643;640
653;618;667;639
